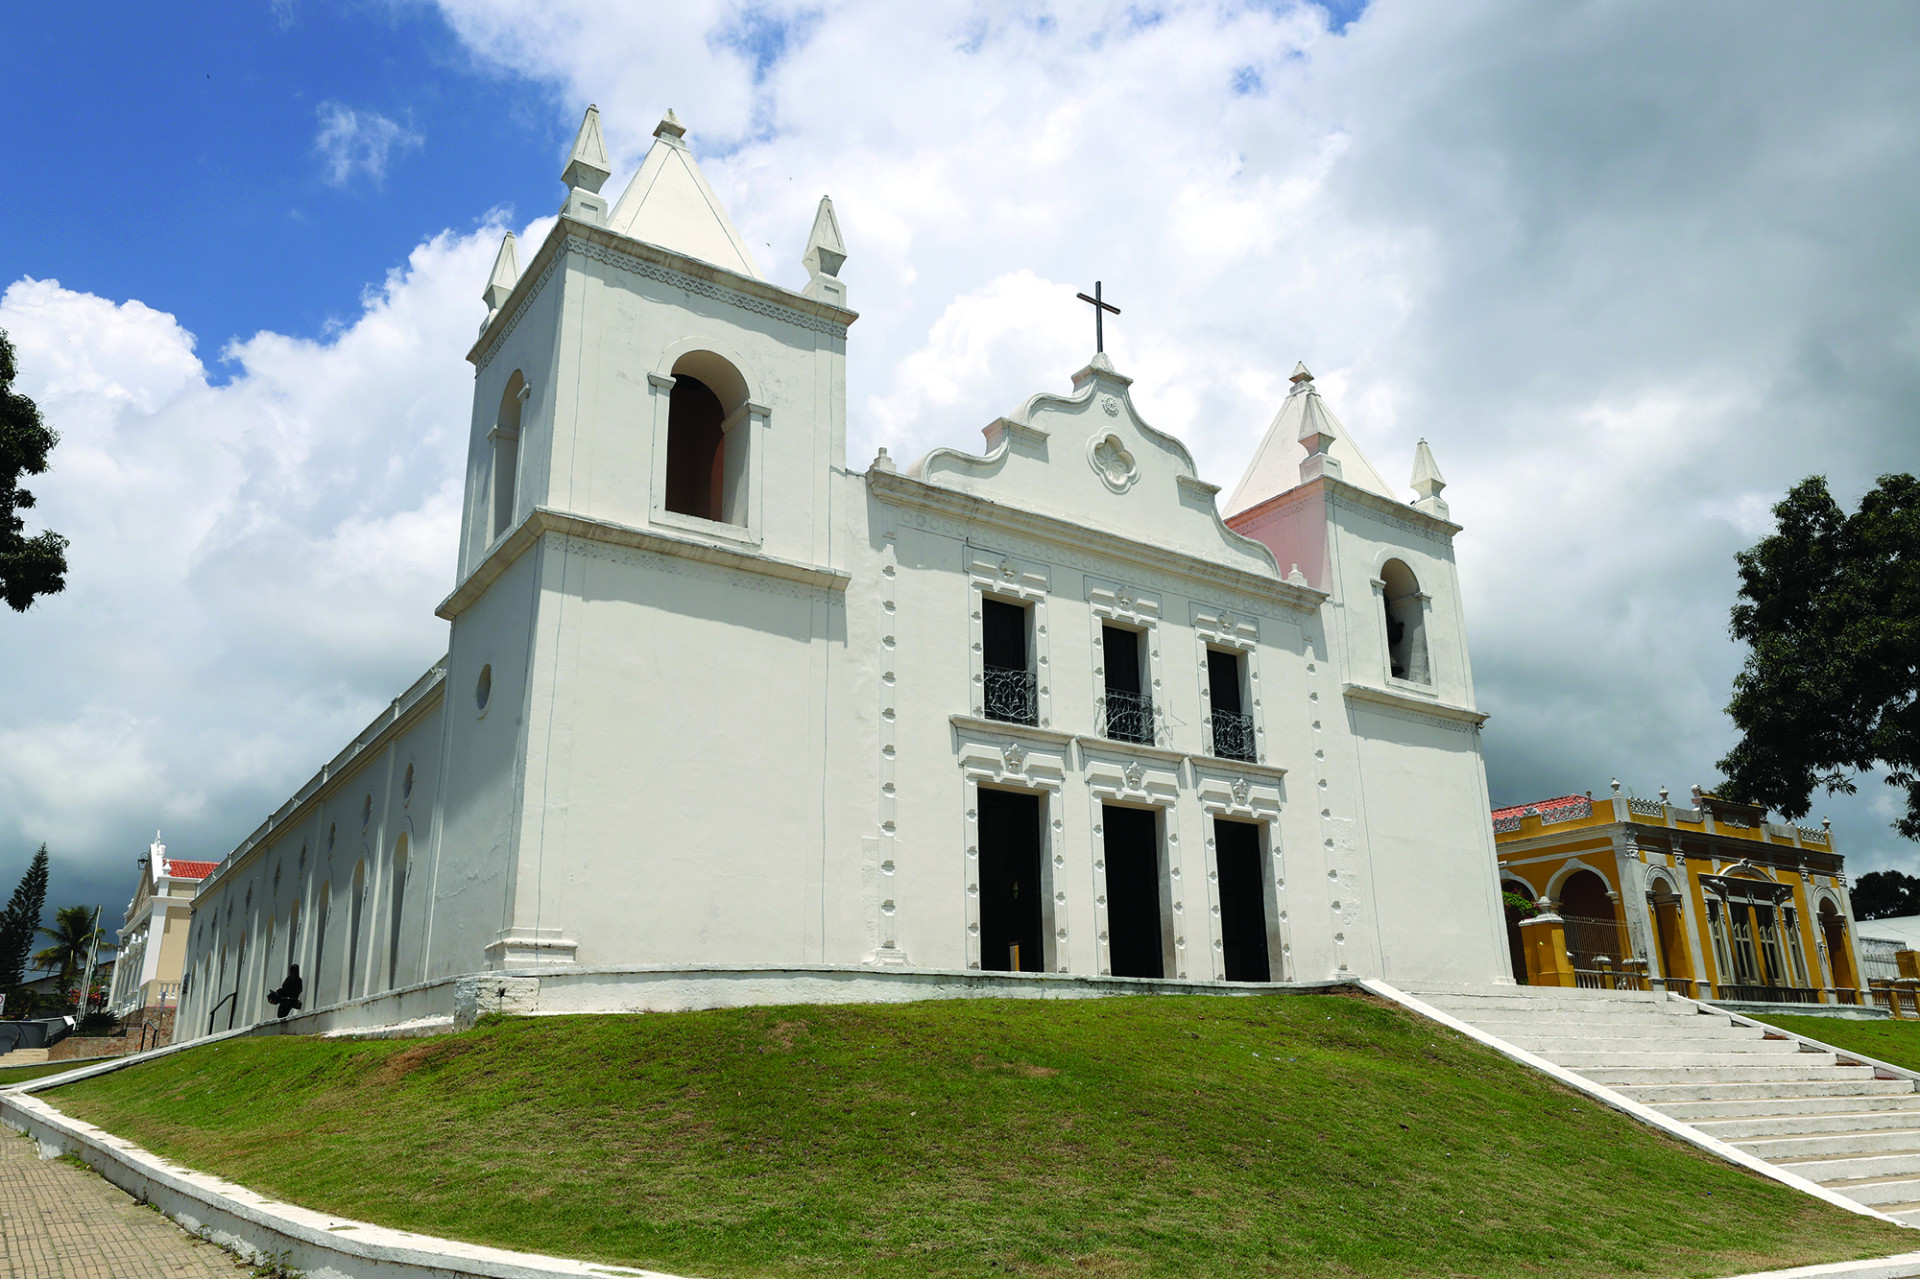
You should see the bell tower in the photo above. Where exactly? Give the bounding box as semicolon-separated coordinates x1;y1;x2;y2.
431;105;860;970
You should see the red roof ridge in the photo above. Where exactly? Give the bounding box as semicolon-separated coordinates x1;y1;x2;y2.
165;860;219;880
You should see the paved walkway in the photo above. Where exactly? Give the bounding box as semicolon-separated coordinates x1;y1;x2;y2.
0;1130;251;1278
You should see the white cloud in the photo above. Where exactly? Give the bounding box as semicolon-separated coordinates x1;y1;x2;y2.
313;104;424;187
9;0;1920;909
0;221;536;892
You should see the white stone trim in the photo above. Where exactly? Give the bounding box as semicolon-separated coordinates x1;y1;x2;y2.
954;720;1068;973
966;543;1052;728
1087;577;1164;747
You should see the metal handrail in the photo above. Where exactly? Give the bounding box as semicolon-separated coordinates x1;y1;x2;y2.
206;991;238;1036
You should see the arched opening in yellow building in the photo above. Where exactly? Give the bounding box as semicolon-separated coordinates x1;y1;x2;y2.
1557;869;1628;986
1500;875;1534;984
1645;870;1692;991
1819;899;1856;991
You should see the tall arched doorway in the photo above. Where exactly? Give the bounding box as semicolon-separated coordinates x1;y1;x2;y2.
1558;869;1625;984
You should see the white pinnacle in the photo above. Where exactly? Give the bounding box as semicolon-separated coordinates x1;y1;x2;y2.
801;195;847;279
482;231;520;311
562;104;612;194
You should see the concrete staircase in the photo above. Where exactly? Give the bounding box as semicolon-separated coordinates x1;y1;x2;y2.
1411;987;1920;1226
0;1047;51;1068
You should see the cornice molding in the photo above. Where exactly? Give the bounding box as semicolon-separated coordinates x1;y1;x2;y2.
437;507;850;623
869;470;1326;617
469;218;859;371
1232;475;1462;544
1342;681;1487;727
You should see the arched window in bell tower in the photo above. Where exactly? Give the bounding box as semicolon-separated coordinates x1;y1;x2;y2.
490;372;526;540
665;376;726;520
664;351;752;526
1381;558;1430;684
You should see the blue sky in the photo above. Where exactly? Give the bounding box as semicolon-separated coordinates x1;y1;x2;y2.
4;2;561;363
2;0;1917;938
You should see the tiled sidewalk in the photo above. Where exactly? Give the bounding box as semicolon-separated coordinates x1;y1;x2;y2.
0;1131;251;1277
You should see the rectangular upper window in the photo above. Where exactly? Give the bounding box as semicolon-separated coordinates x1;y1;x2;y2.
1102;625;1152;744
982;597;1036;726
1207;648;1255;762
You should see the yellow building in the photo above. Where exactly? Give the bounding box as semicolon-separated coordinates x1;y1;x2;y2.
107;835;216;1019
1494;783;1869;1006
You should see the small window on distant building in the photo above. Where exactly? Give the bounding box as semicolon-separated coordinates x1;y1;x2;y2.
1381;559;1430;684
982;597;1035;725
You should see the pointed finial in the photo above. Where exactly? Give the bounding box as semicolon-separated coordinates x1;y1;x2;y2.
1289;362;1313;384
1411;439;1445;498
562;105;612;194
655;108;687;141
802;196;847;278
482;231;520;312
1287;563;1308;586
1410;437;1449;517
1610;778;1621;794
801;194;850;305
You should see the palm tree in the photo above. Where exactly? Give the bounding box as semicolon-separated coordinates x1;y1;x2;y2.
33;905;104;1002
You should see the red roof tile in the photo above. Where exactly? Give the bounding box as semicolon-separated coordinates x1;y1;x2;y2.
165;860;218;880
1490;795;1587;822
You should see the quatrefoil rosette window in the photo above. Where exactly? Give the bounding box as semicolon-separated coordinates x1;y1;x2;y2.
1086;431;1139;494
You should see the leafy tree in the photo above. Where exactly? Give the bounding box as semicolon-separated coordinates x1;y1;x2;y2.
1850;869;1920;921
1719;474;1920;840
0;843;49;988
33;905;105;997
0;328;68;612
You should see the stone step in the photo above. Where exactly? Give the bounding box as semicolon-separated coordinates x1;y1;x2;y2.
1739;1128;1920;1161
1872;1200;1920;1226
1695;1108;1920;1140
1420;998;1687;1018
1582;1063;1869;1086
1658;1092;1920;1122
1813;1174;1920;1207
0;1048;50;1066
1779;1151;1920;1183
1551;1049;1838;1070
1465;1017;1762;1038
1519;1037;1806;1058
1612;1078;1917;1104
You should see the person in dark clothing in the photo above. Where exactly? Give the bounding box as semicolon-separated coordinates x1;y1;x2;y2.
266;964;303;1019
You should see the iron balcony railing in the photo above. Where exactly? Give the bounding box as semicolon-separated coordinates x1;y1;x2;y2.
1102;689;1156;745
1717;984;1822;1005
1210;709;1256;762
982;665;1037;726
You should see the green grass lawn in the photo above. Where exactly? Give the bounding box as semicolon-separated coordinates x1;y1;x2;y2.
0;1060;96;1086
44;993;1910;1279
1756;1013;1920;1073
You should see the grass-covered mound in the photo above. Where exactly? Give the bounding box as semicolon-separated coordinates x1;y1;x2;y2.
1759;1012;1920;1073
46;993;1908;1278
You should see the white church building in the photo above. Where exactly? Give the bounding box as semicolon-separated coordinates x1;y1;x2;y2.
177;107;1509;1039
